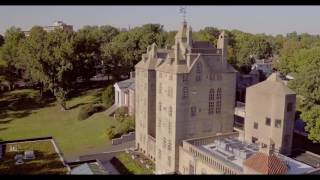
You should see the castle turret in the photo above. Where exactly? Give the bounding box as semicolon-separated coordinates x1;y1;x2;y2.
217;31;228;64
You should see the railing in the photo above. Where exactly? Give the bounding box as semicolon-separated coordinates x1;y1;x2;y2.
234;101;246;117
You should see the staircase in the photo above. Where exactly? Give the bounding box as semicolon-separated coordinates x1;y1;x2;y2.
104;104;118;117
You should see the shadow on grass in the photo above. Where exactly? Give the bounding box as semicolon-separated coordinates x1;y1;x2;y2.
110;157;133;175
0;90;55;123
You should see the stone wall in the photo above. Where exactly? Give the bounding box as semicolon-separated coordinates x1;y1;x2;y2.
112;132;135;145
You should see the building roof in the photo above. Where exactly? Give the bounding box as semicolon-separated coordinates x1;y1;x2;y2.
243;152;289;174
70;163;107;175
115;78;135;90
247;72;295;95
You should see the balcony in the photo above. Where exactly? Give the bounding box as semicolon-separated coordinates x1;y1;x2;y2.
234;101;245;118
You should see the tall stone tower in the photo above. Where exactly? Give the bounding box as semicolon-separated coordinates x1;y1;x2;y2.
244;73;296;155
153;22;237;174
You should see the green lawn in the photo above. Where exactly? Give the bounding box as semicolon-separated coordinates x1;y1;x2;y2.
0;88;121;159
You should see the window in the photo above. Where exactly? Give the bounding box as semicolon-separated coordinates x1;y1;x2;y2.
183;87;188;98
168;139;172;151
162;137;167;149
275;119;282;128
169;106;172;117
159;83;162;94
261;143;268;148
265;117;271;126
209;89;215;101
183;74;188;82
168;121;172;135
216;88;222;114
158;118;161;129
252;136;258;143
254;122;259;129
158;149;162;160
208;101;214;115
287;102;293;112
167;87;172;97
196;63;202;82
196;63;202;73
159;102;162;111
168;156;172;167
191;106;196;117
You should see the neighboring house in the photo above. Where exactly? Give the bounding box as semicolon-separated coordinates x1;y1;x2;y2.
23;20;73;37
251;58;273;77
134;21;316;174
113;72;135;116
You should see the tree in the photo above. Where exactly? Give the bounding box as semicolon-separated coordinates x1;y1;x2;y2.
20;27;77;110
101;24;165;81
287;47;320;143
0;34;4;47
101;85;114;108
300;106;320;143
0;27;25;90
73;25;119;81
193;27;220;47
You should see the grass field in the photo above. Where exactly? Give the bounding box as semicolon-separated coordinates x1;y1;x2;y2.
0;87;121;159
111;152;154;175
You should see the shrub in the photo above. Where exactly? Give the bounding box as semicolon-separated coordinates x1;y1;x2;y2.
78;103;105;120
101;85;114;108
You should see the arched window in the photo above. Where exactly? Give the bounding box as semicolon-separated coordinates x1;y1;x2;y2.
209;88;215;101
209;88;215;115
216;88;222;114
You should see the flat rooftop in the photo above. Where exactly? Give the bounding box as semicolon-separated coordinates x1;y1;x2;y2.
0;137;69;174
198;136;315;174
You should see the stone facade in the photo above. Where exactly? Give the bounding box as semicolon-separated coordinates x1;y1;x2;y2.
135;21;237;174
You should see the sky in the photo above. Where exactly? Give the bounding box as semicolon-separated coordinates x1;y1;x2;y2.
0;6;320;36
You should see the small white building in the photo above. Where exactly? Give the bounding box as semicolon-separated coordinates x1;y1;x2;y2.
114;78;134;108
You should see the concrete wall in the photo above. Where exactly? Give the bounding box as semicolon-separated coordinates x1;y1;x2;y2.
112;132;135;145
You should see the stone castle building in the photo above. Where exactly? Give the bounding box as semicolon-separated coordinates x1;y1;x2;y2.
134;22;317;174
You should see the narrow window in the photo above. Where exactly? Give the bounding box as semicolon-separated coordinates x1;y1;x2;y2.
158;149;161;160
168;139;172;151
275;119;282;128
159;102;162;111
265;117;271;126
163;137;167;149
209;88;215;101
168;156;172;167
254;122;259;129
191;106;196;117
208;101;214;115
159;83;162;94
169;74;173;80
169;106;172;117
216;88;222;114
196;63;202;82
287;102;293;112
183;87;188;98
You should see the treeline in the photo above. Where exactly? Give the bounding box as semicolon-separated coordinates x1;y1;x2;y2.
1;24;320;142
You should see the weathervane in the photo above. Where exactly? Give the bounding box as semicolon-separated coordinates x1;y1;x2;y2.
179;6;187;22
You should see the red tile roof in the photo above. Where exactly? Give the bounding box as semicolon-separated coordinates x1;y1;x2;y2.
243;152;289;174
